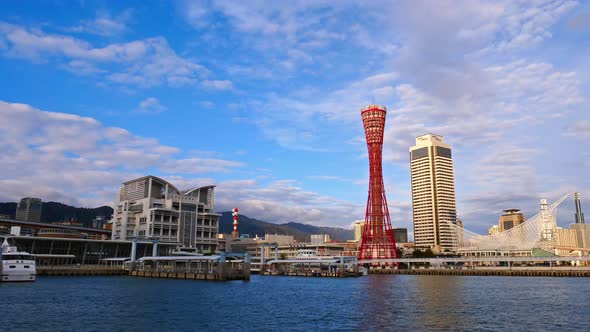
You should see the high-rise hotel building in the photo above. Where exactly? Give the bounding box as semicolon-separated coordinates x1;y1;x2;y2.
15;197;43;222
409;134;458;252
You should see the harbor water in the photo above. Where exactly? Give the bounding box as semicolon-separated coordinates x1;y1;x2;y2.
1;275;588;331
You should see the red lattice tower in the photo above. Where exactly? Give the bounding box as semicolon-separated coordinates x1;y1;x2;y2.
358;104;398;264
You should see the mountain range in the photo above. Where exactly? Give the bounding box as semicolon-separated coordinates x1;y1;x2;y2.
0;201;353;241
218;212;354;242
0;201;113;228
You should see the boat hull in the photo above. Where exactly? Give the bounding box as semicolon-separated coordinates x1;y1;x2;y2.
1;273;36;282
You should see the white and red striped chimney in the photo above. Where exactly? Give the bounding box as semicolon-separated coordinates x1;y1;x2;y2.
232;208;239;238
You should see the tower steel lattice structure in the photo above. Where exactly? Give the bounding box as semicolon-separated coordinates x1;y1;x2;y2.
359;104;398;263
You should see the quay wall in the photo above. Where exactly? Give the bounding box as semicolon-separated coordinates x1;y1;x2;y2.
37;266;127;276
259;271;361;278
129;270;249;281
370;268;590;277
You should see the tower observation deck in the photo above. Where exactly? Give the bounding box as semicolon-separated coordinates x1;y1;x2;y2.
358;105;398;264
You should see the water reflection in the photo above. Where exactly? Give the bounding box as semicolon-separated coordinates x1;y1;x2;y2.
412;275;475;331
357;275;478;331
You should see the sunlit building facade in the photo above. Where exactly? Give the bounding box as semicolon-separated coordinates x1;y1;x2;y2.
353;220;364;243
499;209;526;232
111;176;219;252
409;134;457;253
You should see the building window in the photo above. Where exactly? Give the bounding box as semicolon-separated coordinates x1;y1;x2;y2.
411;147;429;160
436;147;452;158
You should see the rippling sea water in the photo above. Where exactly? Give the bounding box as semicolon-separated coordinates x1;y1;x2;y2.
1;275;588;331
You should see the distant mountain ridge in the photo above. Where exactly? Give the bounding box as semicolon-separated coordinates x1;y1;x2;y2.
219;212;353;242
0;201;353;241
0;201;113;228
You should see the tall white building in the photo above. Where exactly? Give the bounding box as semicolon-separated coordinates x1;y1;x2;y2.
409;134;457;252
353;220;365;243
111;176;220;252
15;197;42;222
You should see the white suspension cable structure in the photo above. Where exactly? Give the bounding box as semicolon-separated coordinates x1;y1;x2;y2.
447;194;569;254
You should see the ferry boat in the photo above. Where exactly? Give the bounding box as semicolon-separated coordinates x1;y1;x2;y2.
295;249;335;260
0;238;36;282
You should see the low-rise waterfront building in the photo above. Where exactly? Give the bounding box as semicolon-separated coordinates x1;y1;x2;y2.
311;234;331;245
111;176;219;252
217;234;229;252
393;228;408;244
1;235;176;265
556;227;579;255
266;234;297;245
488;225;500;236
92;216;108;229
571;223;590;248
229;234;296;259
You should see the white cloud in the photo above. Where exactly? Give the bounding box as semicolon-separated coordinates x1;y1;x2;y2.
565;120;590;137
214;179;364;227
138;97;167;113
164;158;244;174
69;10;133;37
202;79;233;90
0;22;209;88
161;176;365;227
0;100;242;206
182;1;350;71
249;56;581;158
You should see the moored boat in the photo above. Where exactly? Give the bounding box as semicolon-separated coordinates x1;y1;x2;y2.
1;238;36;282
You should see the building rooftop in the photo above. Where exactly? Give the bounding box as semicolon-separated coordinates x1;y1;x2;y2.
411;133;451;149
502;209;522;214
416;133;443;139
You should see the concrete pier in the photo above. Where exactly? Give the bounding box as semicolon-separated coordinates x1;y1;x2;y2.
129;253;250;281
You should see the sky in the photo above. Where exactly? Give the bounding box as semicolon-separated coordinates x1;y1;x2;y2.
0;1;589;236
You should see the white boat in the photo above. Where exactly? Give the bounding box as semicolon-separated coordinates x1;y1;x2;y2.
360;266;369;276
295;249;335;260
1;238;36;282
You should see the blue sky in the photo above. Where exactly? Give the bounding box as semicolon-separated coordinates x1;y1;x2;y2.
1;1;589;236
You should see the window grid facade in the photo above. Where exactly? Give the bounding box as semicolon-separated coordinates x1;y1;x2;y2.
111;176;220;252
410;134;458;252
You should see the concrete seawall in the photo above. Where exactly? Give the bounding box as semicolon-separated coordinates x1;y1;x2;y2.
259;271;361;278
37;267;128;276
129;270;249;281
370;268;590;277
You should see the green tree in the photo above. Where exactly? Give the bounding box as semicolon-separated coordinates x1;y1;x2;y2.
412;249;423;258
